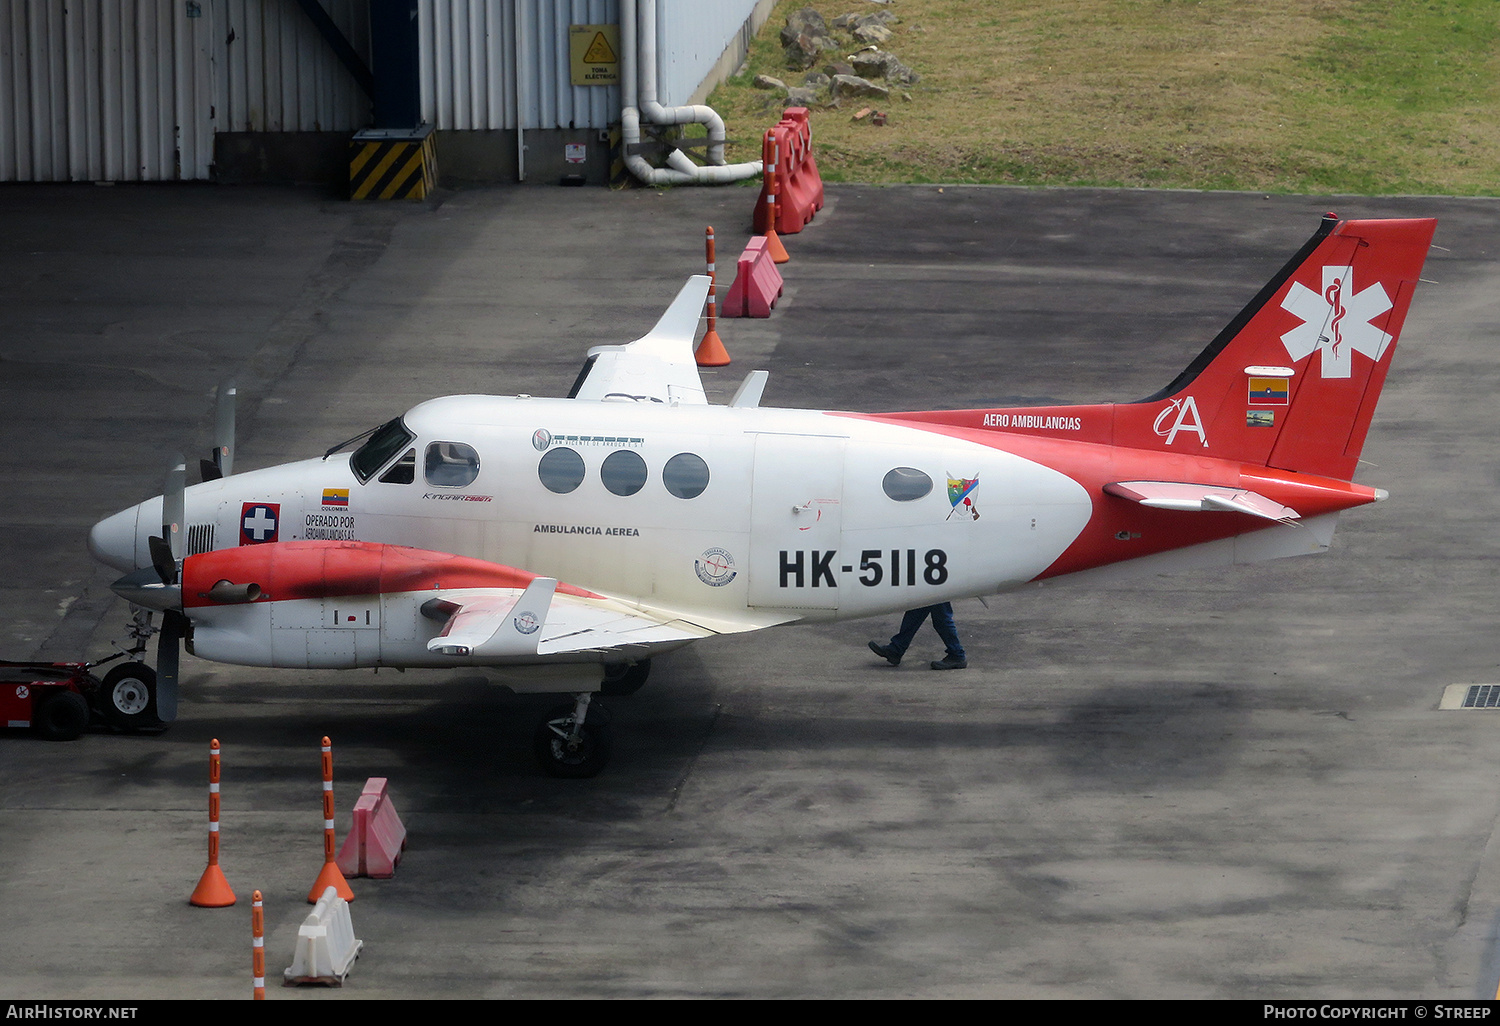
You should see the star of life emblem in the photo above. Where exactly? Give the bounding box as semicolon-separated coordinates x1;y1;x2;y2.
1280;265;1393;379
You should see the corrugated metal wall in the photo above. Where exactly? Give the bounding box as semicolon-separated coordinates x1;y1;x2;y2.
422;0;618;132
218;0;370;133
0;0;369;182
1;0;211;181
0;0;762;182
421;0;762;131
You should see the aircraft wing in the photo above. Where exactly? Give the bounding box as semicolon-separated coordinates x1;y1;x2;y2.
425;577;721;661
568;276;711;405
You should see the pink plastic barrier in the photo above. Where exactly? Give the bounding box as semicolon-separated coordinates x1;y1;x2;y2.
722;236;784;318
335;777;407;878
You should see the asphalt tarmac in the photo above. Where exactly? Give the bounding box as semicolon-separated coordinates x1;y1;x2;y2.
2;179;1499;1000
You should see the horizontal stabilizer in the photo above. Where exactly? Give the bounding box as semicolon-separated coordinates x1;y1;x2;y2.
569;276;711;405
1104;481;1300;522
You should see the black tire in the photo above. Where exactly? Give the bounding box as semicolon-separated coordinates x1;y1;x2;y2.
35;689;90;742
98;662;158;730
600;658;651;697
533;702;612;779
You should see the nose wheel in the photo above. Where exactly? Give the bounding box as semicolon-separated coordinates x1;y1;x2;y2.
97;662;159;729
533;693;611;778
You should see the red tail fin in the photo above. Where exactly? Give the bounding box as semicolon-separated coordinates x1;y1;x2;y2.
1117;215;1436;480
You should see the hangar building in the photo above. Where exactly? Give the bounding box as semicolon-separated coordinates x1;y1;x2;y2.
0;0;774;187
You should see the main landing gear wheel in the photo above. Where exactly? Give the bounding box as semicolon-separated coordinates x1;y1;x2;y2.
534;697;612;779
600;658;651;697
98;662;158;730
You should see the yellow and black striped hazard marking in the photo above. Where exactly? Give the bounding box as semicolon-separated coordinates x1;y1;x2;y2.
608;126;628;189
349;132;437;200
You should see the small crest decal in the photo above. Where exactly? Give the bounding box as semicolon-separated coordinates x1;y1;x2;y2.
946;475;980;521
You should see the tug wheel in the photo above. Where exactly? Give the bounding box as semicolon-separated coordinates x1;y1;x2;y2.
36;689;90;742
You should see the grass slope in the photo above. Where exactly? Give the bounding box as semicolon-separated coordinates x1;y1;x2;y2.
705;0;1500;193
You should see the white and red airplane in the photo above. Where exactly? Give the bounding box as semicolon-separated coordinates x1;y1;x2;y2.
87;214;1435;776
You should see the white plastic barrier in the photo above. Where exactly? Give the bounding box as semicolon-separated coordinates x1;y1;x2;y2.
283;886;363;986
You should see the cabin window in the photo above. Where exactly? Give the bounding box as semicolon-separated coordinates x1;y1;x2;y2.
882;467;932;501
601;450;648;497
425;441;481;487
538;447;586;494
350;418;415;483
379;448;416;485
662;453;710;499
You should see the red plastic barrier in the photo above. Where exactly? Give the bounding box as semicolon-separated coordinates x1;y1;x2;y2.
782;108;824;212
753;110;823;236
722;236;784;318
336;777;408;878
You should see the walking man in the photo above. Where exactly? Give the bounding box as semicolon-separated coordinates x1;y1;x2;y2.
869;603;967;670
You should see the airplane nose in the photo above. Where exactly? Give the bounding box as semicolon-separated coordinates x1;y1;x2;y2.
88;505;144;572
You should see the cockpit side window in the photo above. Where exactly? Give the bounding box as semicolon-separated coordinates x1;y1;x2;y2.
350;418;416;483
425;441;481;487
379;448;416;484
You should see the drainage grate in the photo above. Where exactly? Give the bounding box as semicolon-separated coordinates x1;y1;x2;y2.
1465;686;1500;708
1439;684;1500;710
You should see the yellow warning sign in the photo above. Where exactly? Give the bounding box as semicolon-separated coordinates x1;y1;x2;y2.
570;24;620;86
583;33;616;64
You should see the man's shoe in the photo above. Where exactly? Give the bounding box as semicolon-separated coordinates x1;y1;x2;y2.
868;641;901;666
930;654;967;670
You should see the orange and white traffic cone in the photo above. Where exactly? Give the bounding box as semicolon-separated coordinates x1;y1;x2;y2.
307;736;354;903
190;738;236;907
763;138;790;265
251;890;266;1000
695;226;731;366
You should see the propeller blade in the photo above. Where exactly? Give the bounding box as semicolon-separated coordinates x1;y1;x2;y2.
162;453;186;563
213;379;236;478
197;381;236;482
156;609;186;723
147;535;178;587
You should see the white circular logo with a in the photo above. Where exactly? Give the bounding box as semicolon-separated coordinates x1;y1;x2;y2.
695;547;737;587
532;428;553;452
513;610;542;635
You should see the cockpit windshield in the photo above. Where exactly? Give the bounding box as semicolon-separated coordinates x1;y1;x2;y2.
349;418;416;483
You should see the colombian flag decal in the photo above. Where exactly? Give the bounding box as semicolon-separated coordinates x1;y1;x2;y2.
322;488;350;507
1248;377;1289;405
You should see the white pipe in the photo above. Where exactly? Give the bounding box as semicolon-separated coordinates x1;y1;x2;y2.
514;0;526;181
621;0;763;186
